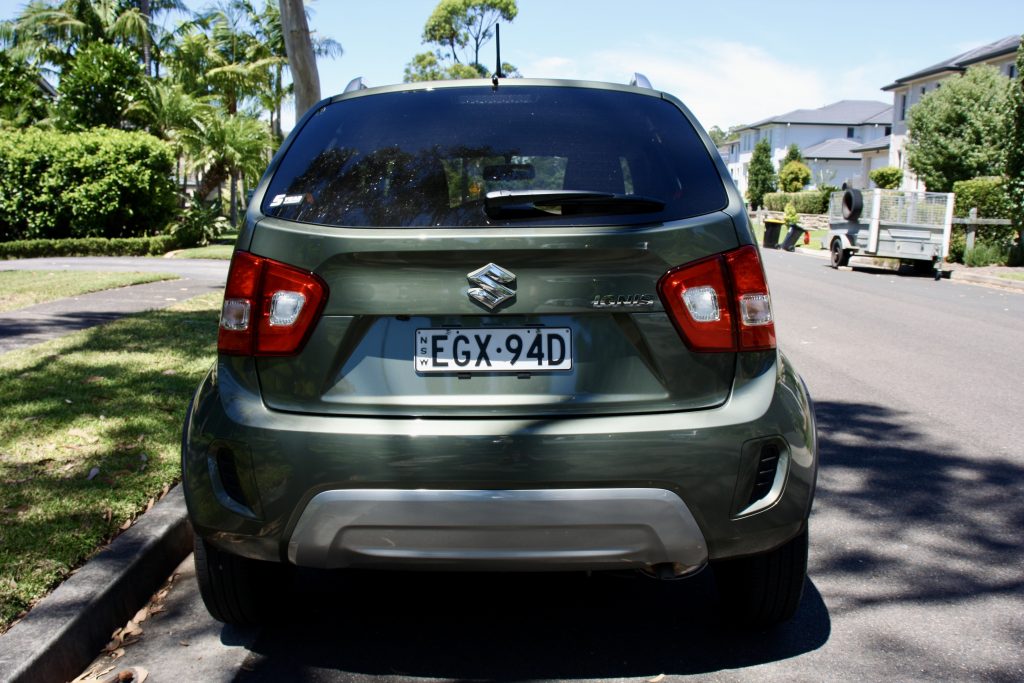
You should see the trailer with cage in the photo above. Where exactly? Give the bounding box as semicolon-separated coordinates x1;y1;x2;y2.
827;188;955;279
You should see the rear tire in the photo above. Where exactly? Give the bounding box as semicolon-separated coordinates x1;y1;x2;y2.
193;535;292;626
830;238;851;268
713;528;808;629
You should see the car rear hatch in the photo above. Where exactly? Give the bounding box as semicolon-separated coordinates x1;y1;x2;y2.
224;82;768;418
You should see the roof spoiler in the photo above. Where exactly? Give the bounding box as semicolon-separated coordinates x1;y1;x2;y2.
629;73;653;89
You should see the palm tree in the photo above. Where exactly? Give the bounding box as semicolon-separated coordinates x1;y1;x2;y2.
2;0;185;77
183;110;271;223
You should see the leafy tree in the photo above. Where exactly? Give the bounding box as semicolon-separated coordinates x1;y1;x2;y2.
55;41;146;130
778;160;811;192
707;125;727;146
405;0;518;82
906;65;1008;192
869;165;903;189
0;51;51;127
1005;35;1024;265
746;139;776;209
424;0;517;67
782;143;803;166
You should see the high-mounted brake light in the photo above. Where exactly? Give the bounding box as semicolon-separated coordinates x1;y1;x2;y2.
657;245;775;352
218;251;328;356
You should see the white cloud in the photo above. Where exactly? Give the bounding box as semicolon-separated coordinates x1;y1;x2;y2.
522;38;894;130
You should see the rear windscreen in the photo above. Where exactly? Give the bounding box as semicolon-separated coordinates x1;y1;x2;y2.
262;86;728;227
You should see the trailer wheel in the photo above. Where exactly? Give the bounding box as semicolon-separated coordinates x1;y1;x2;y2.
830;238;850;268
841;189;863;221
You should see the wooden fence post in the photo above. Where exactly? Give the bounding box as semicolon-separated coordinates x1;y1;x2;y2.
966;207;978;253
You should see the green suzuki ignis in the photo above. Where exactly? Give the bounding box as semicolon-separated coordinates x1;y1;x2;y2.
182;76;817;629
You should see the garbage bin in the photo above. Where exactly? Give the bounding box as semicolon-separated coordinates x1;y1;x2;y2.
778;224;806;251
763;218;784;249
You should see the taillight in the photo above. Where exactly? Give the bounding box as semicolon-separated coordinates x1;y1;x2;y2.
657;245;775;352
218;251;328;356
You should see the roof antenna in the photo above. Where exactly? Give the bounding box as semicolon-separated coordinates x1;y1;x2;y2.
492;23;504;89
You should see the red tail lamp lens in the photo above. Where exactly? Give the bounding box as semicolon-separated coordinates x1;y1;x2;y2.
657;245;775;352
217;251;327;356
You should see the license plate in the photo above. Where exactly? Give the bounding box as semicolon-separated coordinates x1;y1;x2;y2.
415;327;572;374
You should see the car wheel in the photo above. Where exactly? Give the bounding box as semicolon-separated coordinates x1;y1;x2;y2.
830;239;850;269
713;527;808;629
193;535;291;625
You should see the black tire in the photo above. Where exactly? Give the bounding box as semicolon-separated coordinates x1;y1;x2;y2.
713;527;808;629
841;189;863;221
830;238;850;268
193;535;292;625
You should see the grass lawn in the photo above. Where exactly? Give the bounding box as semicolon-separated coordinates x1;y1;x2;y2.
167;244;233;260
0;271;178;313
0;293;220;632
998;273;1024;281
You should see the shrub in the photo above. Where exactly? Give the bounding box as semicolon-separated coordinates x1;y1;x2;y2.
0;235;177;260
778;161;811;192
964;242;1009;267
0;127;177;242
783;144;803;166
817;184;839;213
952;176;1011;218
952;176;1016;258
869;166;903;189
763;191;826;214
783;202;799;227
170;203;231;248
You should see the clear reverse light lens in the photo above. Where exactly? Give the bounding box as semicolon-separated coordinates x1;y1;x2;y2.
739;293;773;326
268;291;306;327
682;286;720;323
220;299;251;331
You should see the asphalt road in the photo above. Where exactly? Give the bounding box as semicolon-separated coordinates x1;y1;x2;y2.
76;250;1024;682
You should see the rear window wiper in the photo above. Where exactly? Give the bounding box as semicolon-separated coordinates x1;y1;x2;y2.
484;190;666;218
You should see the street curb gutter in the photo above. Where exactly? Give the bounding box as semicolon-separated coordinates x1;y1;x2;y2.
0;486;193;683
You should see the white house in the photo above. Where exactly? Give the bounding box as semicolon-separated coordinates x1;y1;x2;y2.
878;35;1021;190
719;100;892;196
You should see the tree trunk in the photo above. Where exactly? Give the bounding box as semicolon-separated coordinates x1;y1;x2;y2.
229;170;239;226
141;0;152;77
279;0;321;119
195;161;228;205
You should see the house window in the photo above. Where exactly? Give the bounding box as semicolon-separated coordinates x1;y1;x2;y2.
920;86;926;96
885;126;892;136
1010;64;1017;79
899;94;907;121
846;127;855;138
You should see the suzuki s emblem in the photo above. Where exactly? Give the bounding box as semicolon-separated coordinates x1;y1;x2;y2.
467;263;516;310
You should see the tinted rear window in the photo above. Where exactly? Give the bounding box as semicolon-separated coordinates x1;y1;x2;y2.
262;85;727;227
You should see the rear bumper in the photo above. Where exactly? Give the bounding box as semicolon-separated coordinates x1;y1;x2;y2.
286;488;707;574
182;352;816;568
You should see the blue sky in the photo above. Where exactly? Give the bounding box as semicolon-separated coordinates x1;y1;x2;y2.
3;0;1023;131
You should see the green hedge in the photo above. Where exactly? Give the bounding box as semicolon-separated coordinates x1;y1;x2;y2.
763;190;827;214
952;177;1011;218
0;235;177;260
0;127;178;242
948;177;1015;265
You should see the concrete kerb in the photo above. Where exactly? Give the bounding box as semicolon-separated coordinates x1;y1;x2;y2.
0;486;193;683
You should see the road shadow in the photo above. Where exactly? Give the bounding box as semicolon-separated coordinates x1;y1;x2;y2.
810;401;1024;612
234;568;829;680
